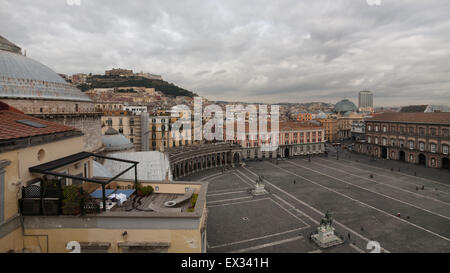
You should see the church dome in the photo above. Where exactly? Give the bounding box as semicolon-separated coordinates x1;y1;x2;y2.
0;49;91;102
102;128;134;152
334;99;357;113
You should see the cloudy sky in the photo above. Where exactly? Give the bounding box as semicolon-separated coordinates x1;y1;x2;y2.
1;0;449;106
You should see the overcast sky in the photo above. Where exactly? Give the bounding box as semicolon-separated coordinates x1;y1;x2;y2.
1;0;449;106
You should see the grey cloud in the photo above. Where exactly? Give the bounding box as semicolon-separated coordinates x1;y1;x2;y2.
0;0;449;106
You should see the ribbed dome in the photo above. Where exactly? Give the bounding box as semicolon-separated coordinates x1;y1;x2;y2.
0;50;92;102
334;99;357;113
102;128;134;152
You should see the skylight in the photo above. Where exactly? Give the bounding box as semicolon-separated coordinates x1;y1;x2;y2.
16;119;47;128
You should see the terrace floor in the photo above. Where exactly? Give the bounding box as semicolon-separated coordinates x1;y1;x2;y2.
184;147;450;253
109;193;192;212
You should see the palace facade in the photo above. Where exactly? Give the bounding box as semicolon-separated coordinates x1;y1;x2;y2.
356;112;450;169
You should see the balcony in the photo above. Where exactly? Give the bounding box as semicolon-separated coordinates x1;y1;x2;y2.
21;152;139;216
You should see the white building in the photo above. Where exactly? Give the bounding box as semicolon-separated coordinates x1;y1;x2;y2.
358;90;374;112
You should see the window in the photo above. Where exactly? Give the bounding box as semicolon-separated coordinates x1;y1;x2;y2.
375;137;378;144
84;163;89;177
431;143;436;153
119;118;123;126
367;136;371;143
130;138;134;143
409;140;414;150
419;128;425;136
383;126;387;133
130;128;134;135
38;149;45;161
107;119;112;126
400;127;405;134
391;139;396;146
382;138;387;146
443;145;449;154
368;125;372;131
443;129;449;137
419;142;425;151
430;128;437;136
431;158;436;166
119;128;123;134
409;127;414;134
375;126;379;132
72;173;84;186
400;140;404;147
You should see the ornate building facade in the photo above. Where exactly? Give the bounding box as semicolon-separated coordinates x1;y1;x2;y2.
227;121;325;160
356;112;450;169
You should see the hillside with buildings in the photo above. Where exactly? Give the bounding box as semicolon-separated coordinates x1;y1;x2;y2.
77;75;197;98
61;68;197;98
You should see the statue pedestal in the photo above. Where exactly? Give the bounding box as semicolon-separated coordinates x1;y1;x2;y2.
251;183;268;196
311;225;343;248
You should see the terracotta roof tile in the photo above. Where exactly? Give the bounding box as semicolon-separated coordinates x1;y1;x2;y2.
369;112;450;124
0;109;79;141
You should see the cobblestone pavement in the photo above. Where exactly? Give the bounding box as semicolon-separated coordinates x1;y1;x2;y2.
184;151;450;253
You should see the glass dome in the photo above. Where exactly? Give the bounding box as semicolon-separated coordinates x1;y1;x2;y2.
334;99;357;113
0;50;92;102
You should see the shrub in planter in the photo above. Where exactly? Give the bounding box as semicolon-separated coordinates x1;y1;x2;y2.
136;183;154;197
187;194;199;212
42;177;61;198
62;185;83;215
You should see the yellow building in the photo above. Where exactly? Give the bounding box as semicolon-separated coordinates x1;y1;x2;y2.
0;103;207;253
318;118;338;142
337;112;364;140
102;111;142;151
101;111;197;152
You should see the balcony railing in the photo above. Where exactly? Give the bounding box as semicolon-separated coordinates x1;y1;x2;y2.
19;183;100;216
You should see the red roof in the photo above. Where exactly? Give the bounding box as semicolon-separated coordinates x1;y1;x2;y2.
369;112;450;124
0;102;80;141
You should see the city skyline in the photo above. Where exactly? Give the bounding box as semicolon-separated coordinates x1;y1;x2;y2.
1;0;449;106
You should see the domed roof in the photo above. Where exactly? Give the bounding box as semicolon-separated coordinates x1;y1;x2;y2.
334;99;357;113
315;112;327;119
102;128;134;152
0;50;92;102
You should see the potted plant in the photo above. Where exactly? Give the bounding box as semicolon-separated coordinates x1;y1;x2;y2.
136;183;154;197
62;185;83;215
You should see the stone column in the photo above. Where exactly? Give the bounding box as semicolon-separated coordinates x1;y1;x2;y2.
0;160;11;223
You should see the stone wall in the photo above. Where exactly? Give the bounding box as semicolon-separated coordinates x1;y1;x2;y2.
50;115;103;152
1;99;95;114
